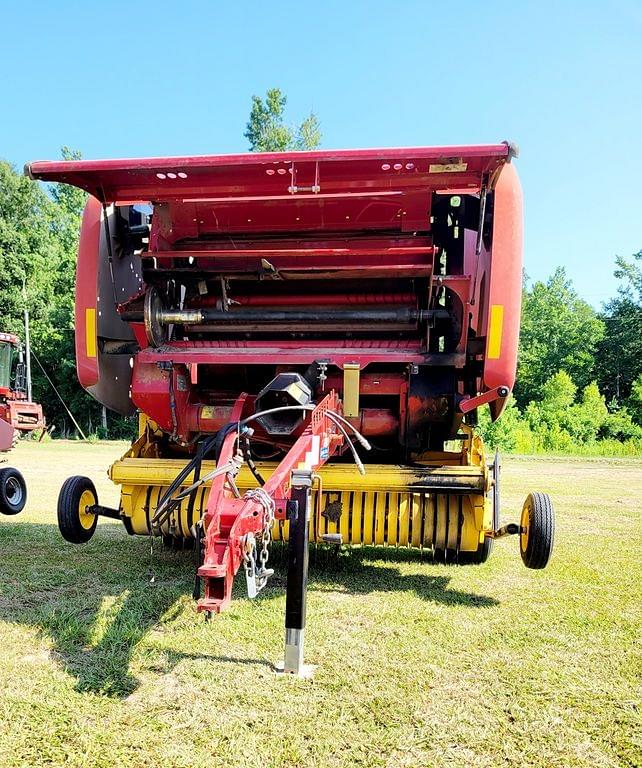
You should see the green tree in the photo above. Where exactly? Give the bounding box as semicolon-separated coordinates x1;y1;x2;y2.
476;395;530;452
516;268;605;407
50;146;86;265
597;250;642;407
627;373;642;426
572;381;608;442
244;88;321;152
39;148;107;435
0;152;107;437
0;160;61;344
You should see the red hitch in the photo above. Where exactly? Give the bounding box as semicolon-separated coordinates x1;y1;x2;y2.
197;392;344;614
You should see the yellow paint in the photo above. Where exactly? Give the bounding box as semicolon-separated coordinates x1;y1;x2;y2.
110;458;486;490
85;308;97;358
375;492;386;545
487;304;504;359
520;501;530;553
387;494;399;546
342;364;361;418
398;493;410;546
411;495;422;548
362;492;375;545
78;489;97;530
350;490;362;544
108;433;493;553
436;495;448;550
340;491;351;542
429;162;468;173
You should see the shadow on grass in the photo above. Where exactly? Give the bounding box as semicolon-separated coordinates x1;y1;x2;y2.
269;542;500;608
0;521;498;699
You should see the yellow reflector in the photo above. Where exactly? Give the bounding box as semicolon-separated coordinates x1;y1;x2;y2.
487;304;504;359
342;364;360;418
85;308;97;358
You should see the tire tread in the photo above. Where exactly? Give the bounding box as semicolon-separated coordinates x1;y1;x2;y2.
57;475;98;544
521;491;554;569
0;467;27;515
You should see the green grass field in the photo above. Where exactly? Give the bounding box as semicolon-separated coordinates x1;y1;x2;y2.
0;441;640;767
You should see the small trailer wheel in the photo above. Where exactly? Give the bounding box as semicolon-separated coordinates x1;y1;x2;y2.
57;476;98;543
0;467;27;515
520;492;554;569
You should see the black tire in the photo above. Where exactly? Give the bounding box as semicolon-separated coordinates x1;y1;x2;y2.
0;467;27;515
57;476;98;544
520;492;554;569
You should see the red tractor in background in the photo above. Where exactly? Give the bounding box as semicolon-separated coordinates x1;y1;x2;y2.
0;331;43;515
0;331;46;448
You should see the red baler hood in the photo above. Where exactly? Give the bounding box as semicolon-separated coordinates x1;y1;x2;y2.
27;144;513;237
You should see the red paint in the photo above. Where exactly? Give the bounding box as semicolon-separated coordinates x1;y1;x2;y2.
75;196;102;388
193;291;416;308
26;143;527;611
198;392;344;613
483;163;523;419
27;144;510;204
0;335;46;440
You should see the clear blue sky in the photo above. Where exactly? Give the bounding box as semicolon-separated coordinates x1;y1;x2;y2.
2;0;640;307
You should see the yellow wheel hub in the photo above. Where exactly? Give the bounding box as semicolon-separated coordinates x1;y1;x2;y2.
78;489;97;530
520;501;530;552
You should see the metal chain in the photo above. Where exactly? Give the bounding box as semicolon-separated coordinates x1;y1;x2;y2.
242;532;257;580
244;488;276;594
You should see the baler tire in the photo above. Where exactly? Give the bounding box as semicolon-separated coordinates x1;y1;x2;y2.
57;476;98;544
520;492;554;569
0;467;27;515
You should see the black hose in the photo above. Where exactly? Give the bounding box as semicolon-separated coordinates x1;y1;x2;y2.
242;435;265;486
153;432;219;527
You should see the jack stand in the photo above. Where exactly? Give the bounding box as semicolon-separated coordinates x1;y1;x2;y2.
276;468;315;678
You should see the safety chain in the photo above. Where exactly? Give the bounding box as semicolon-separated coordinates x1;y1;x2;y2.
242;487;276;597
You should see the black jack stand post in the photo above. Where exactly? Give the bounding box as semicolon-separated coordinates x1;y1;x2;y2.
276;468;315;678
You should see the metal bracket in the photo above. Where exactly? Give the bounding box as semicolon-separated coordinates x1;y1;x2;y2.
489;523;521;539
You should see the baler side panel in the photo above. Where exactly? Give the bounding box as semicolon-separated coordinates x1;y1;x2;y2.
483;163;523;419
75;196;101;389
76;198;140;415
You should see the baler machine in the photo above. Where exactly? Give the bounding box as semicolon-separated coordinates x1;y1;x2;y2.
27;143;554;674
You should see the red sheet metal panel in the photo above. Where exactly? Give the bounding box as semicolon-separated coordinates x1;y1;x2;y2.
74;196;101;388
27;144;510;236
483;162;523;418
27;144;510;200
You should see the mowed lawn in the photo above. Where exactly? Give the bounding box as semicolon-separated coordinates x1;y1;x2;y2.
0;441;640;768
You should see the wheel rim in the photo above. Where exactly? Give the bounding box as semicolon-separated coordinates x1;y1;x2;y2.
520;501;530;553
78;489;96;530
6;476;23;508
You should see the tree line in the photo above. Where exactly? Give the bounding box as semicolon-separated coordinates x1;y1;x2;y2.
479;259;642;455
0;89;640;453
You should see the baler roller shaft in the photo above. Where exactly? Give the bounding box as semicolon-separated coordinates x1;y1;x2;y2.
128;305;448;326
